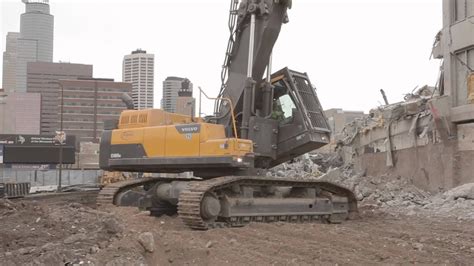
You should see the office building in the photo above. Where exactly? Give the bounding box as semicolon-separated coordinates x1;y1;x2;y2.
2;32;20;93
0;92;41;134
162;76;193;113
58;78;132;143
122;49;154;110
175;78;195;116
2;0;54;93
26;62;93;135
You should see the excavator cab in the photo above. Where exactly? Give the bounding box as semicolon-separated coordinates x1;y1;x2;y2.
247;68;331;168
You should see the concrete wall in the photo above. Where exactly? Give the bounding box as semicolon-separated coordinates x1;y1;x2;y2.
354;140;474;193
348;119;474;193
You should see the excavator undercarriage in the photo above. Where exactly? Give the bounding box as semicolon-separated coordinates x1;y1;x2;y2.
97;175;357;230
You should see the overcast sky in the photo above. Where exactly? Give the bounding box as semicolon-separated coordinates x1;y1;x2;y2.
1;0;442;114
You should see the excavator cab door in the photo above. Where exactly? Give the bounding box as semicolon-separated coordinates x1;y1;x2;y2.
268;68;331;167
243;68;332;169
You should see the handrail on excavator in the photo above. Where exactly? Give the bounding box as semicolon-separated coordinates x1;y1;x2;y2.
198;86;239;139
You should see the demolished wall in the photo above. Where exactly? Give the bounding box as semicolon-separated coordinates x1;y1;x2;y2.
338;90;474;193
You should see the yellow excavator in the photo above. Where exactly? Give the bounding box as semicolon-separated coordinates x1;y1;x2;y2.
98;0;357;230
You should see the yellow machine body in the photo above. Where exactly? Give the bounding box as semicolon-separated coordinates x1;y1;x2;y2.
103;109;253;172
112;109;252;158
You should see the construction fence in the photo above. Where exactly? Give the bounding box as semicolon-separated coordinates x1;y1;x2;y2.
0;168;102;187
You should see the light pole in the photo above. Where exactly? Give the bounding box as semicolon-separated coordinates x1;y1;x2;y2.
0;94;8;183
57;83;64;192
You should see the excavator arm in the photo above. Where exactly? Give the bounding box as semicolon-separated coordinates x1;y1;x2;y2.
217;0;291;128
215;0;330;168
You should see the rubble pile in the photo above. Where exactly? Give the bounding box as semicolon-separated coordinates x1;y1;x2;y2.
269;151;474;221
0;199;18;216
317;166;474;220
423;183;474;220
268;154;323;178
317;167;429;207
0;199;134;265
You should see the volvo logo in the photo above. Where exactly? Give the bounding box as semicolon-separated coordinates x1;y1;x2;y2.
175;124;201;134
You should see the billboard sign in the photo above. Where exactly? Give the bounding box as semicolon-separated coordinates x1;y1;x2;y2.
0;134;76;164
0;134;74;146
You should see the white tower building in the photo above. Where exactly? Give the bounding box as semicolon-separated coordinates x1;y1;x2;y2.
122;49;155;109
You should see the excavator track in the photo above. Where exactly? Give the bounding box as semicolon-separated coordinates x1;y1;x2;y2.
97;176;200;209
178;176;358;230
97;177;169;209
98;175;357;230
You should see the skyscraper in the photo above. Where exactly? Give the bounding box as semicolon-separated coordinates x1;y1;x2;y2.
162;76;193;113
2;0;54;93
2;32;20;92
122;49;154;110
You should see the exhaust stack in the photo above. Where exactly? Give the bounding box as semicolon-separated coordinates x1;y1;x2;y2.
121;93;135;110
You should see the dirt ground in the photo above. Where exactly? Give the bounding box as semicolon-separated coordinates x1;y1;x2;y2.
1;192;474;265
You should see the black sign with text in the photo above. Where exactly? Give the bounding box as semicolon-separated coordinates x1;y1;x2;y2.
0;134;75;146
0;134;76;164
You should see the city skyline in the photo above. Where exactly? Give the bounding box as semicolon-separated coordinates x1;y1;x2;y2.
2;0;442;114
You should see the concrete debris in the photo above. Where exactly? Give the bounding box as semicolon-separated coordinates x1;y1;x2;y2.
137;232;155;253
0;197;130;265
316;165;474;221
103;217;124;235
0;199;17;212
413;243;424;251
265;148;472;221
443;183;474;200
205;241;214;249
265;148;473;222
63;233;88;244
89;245;100;254
268;153;323;178
41;242;57;252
